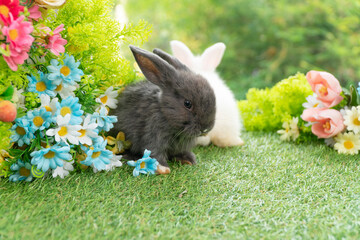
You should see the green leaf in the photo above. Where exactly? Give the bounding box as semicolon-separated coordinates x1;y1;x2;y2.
349;85;359;107
0;86;14;100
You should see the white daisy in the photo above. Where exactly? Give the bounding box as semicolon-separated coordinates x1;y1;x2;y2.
95;105;109;115
40;94;60;117
277;117;300;141
334;132;360;155
52;160;74;179
302;94;324;109
46;114;81;145
54;82;76;99
12;88;26;109
93;154;122;173
95;86;118;109
78;115;99;145
343;106;360;134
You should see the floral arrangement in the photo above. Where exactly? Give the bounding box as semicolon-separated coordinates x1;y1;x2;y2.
0;0;153;181
240;70;360;155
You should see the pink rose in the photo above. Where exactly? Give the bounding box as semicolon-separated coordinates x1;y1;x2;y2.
306;70;343;108
301;108;344;138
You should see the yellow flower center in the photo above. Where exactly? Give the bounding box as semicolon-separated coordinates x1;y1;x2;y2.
100;95;108;104
36;81;47;92
9;29;18;41
313;103;319;108
78;129;86;137
344;140;354;150
33;116;44;127
55;83;63;91
45;106;52;112
353;117;360;126
19;167;30;177
322;121;331;131
44;150;55;159
318;86;328;97
60;66;71;76
16;126;26;136
140;161;146;169
58;126;68;136
92;151;101;159
60;107;72;117
0;5;9;18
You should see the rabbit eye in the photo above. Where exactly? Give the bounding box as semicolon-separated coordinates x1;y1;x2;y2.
184;99;192;109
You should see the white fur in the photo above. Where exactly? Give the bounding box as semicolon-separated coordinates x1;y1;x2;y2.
170;40;244;147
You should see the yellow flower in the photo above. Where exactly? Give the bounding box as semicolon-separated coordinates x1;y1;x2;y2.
0;149;12;177
334;132;360;155
106;132;131;154
76;152;89;170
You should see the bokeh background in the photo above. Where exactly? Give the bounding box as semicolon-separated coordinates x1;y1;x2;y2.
115;0;360;99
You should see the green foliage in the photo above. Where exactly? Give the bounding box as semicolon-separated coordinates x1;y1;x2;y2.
0;58;29;94
44;0;152;90
0;122;11;152
126;0;360;99
239;73;312;131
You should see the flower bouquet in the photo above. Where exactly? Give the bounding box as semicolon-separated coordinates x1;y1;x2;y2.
239;69;360;155
0;0;153;181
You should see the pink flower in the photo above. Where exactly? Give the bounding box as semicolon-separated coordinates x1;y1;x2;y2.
0;0;24;25
1;43;29;71
1;15;34;70
41;24;67;55
2;15;34;52
301;108;345;138
28;5;42;21
306;70;343;108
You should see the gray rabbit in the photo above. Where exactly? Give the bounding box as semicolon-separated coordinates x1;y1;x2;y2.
109;46;216;174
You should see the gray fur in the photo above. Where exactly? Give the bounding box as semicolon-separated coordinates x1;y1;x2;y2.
109;46;216;167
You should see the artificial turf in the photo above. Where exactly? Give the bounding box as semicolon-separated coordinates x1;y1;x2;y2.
1;132;360;239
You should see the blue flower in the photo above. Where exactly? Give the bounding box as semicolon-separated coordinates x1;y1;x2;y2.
47;55;84;86
10;117;35;147
58;96;84;125
9;160;33;182
127;149;159;177
27;107;53;131
30;143;72;172
91;106;117;132
27;71;57;97
80;137;113;171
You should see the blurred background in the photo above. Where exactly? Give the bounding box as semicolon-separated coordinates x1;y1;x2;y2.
115;0;360;99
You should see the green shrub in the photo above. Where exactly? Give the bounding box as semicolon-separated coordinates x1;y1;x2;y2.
238;73;312;131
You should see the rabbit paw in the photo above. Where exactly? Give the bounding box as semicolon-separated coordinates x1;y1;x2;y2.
212;136;245;147
196;135;211;146
156;165;171;175
174;151;197;165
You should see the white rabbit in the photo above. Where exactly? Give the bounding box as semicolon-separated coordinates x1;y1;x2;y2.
170;40;244;147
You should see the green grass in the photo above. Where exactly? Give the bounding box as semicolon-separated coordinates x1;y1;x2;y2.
1;132;360;239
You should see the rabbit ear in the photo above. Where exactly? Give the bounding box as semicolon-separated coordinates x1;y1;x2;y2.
129;45;176;88
200;42;226;71
170;40;195;68
153;48;189;71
